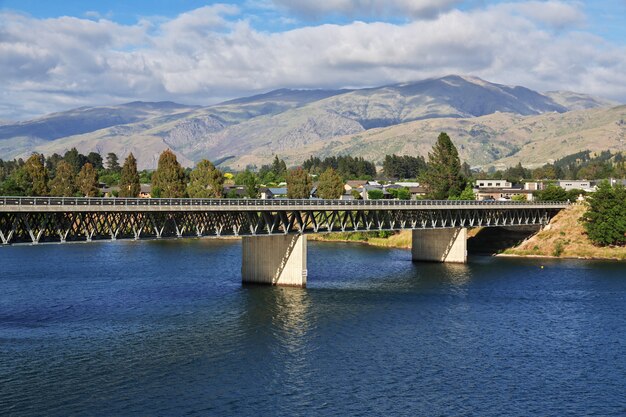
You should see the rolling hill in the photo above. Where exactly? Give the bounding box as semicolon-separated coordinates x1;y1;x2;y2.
0;75;621;169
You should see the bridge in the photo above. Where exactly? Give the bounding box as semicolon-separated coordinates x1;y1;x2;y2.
0;196;567;287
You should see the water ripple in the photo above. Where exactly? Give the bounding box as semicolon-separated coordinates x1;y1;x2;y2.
0;241;625;416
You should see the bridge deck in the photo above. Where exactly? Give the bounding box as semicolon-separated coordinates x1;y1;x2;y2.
0;197;568;245
0;197;569;212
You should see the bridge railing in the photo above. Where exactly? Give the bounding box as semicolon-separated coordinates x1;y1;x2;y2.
0;196;569;208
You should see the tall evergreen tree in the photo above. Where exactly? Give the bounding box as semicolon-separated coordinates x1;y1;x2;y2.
49;161;77;196
317;167;344;199
45;153;63;177
24;153;49;196
187;159;224;198
582;181;626;246
63;148;86;174
118;153;141;197
271;155;288;179
87;152;104;170
286;168;311;199
152;149;186;198
76;163;99;197
420;132;466;199
106;152;121;173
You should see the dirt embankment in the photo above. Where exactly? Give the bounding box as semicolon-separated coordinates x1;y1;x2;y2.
500;204;626;260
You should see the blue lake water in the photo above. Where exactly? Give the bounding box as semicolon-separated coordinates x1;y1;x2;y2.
1;239;625;416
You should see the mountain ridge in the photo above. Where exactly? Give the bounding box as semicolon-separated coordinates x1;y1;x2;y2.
0;75;620;170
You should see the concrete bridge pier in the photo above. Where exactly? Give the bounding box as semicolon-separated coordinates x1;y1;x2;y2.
411;228;467;263
241;234;307;287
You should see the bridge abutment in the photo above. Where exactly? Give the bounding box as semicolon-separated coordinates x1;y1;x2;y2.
241;234;307;287
411;228;467;263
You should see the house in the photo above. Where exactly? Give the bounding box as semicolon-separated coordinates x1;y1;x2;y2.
395;182;420;188
268;187;288;198
139;184;151;198
476;187;534;201
344;180;368;193
557;180;593;192
363;184;391;199
223;185;247;198
476;180;512;189
523;182;545;191
408;186;428;200
260;187;274;199
100;186;119;198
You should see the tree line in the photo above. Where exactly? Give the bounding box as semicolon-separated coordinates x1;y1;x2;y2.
302;155;377;179
0;133;471;200
479;150;626;183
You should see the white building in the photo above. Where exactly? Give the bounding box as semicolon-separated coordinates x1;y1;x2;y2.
557;180;593;192
476;180;512;189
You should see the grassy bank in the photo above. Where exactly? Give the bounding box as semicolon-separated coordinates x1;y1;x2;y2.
309;230;413;249
310;229;483;250
501;205;626;260
310;205;626;260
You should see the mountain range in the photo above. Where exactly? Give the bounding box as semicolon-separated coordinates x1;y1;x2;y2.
0;75;623;169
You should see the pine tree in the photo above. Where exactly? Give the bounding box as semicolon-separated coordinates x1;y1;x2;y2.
187;159;224;198
45;153;63;177
286;167;311;199
106;152;121;173
317;167;343;199
151;149;186;198
76;163;99;197
87;152;104;170
49;161;77;196
271;155;287;179
420;132;466;199
24;153;49;196
118;153;141;197
63;148;85;174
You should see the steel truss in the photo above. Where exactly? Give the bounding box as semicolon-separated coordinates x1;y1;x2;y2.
0;208;556;245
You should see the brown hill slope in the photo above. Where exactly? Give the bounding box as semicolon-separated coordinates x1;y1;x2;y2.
502;205;626;260
246;105;626;170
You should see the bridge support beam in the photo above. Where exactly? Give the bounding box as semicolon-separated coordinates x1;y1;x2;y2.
412;228;467;263
241;234;307;287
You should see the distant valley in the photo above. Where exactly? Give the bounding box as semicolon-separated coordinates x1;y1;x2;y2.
0;75;622;169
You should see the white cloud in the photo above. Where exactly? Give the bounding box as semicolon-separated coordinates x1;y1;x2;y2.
0;1;625;120
496;0;586;29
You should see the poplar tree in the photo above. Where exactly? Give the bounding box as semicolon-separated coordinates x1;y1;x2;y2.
286;167;311;199
76;163;99;197
152;149;186;198
49;161;77;196
317;167;344;199
187;159;224;198
119;153;141;197
420;132;466;199
24;153;49;196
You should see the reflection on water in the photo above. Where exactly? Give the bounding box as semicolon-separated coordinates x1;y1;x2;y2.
1;240;625;416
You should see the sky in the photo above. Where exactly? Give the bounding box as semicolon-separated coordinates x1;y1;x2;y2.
1;0;626;120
